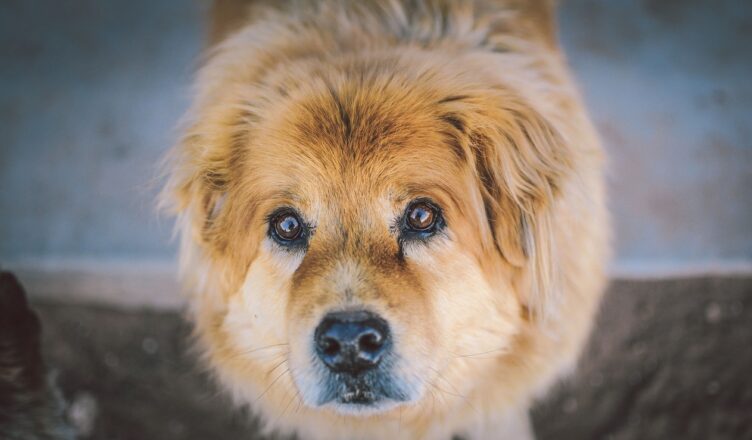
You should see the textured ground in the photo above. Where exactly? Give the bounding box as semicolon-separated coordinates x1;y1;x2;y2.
32;277;752;440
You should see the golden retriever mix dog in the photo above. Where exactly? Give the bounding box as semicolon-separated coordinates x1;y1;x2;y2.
162;0;609;438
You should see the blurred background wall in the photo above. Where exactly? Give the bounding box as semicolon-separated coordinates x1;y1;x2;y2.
1;0;750;295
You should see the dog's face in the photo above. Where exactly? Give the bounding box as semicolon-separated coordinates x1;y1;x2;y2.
172;52;571;418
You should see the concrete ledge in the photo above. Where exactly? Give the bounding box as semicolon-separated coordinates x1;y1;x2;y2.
3;257;752;310
2;259;182;311
609;259;752;280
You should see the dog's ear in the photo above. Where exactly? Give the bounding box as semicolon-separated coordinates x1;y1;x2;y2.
160;101;258;292
163;128;232;251
470;92;573;320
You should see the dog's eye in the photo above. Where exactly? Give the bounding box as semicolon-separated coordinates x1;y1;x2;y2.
406;203;436;231
401;199;444;241
269;209;305;243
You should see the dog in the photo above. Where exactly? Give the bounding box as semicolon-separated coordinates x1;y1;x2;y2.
0;272;74;440
162;0;609;438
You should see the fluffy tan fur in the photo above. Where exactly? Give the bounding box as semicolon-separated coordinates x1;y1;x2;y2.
162;1;609;438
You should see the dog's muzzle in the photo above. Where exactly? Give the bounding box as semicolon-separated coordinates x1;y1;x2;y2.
312;310;407;408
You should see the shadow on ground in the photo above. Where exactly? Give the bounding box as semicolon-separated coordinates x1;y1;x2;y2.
34;277;752;439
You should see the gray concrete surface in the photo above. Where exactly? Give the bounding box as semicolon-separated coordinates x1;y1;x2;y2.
531;276;752;439
1;0;751;266
0;0;204;260
32;276;752;440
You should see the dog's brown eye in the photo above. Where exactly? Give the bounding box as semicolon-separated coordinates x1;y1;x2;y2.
273;212;302;241
406;203;436;231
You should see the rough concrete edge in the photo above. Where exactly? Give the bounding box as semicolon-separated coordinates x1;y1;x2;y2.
609;259;752;279
1;258;184;311
2;257;751;311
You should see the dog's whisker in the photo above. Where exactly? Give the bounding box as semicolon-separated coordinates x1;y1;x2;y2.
229;348;288;363
264;357;289;379
426;380;449;409
427;366;465;398
452;346;509;359
235;342;289;356
428;375;479;417
253;367;290;407
398;406;403;435
426;372;457;409
275;379;299;426
428;366;462;394
418;364;480;419
428;386;439;420
293;390;304;415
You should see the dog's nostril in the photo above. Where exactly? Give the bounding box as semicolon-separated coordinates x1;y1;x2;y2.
358;330;383;353
314;310;390;375
320;336;341;356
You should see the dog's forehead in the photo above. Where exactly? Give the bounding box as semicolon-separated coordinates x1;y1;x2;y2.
248;85;469;216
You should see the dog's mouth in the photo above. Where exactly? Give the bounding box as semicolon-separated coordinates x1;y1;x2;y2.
314;371;411;414
338;384;378;405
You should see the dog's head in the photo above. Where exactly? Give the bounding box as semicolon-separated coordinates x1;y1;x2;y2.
166;38;575;418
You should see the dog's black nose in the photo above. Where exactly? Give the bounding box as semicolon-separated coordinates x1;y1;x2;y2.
315;310;390;375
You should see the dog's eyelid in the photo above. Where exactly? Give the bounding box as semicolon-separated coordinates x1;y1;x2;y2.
265;206;316;225
395;198;447;244
266;206;313;249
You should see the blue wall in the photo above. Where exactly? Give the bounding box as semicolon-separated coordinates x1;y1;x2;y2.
1;0;750;265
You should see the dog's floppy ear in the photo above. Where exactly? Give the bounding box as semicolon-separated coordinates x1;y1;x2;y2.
163;127;232;252
160;100;258;291
470;91;572;320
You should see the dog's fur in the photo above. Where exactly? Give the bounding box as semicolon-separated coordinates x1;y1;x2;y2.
162;1;609;438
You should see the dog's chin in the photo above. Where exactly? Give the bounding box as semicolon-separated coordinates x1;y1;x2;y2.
323;396;405;417
298;369;419;417
320;379;412;416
